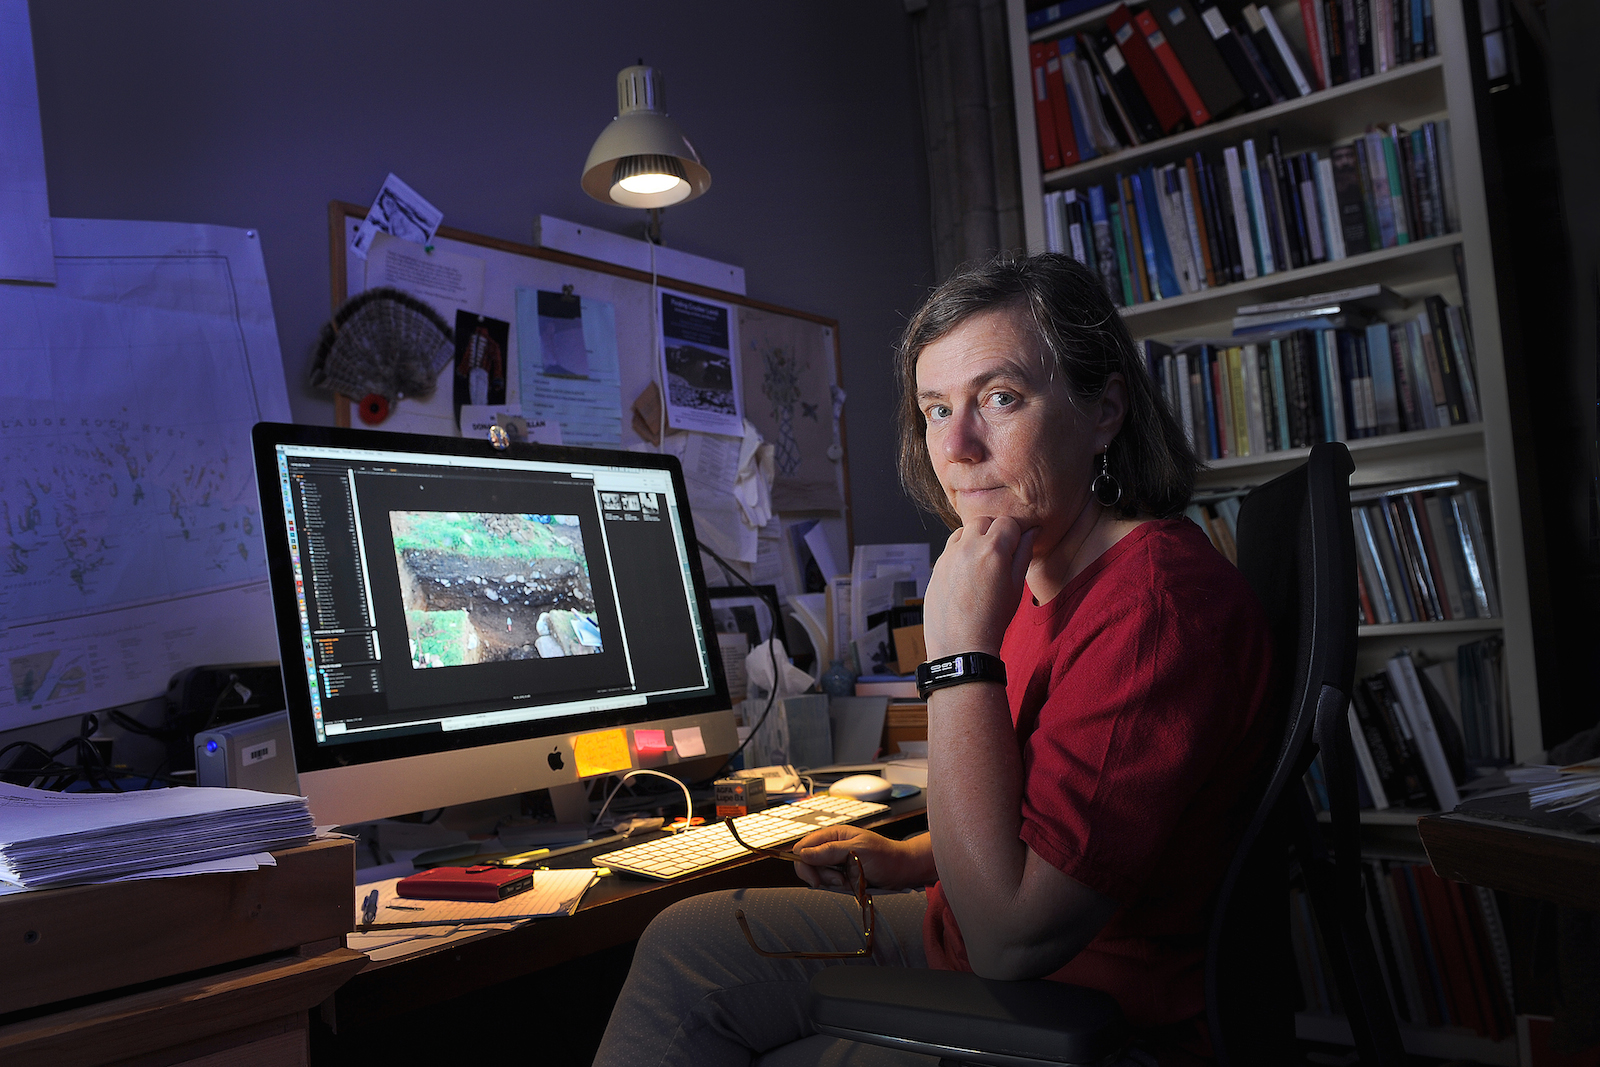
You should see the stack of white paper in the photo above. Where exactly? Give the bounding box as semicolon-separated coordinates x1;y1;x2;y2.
0;781;314;889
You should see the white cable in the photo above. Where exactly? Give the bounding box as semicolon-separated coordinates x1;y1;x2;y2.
592;768;694;833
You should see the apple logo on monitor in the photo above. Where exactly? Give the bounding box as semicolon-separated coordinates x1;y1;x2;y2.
548;747;565;771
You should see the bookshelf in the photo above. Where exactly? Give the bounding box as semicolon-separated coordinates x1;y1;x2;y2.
1004;0;1538;764
1005;1;1538;1060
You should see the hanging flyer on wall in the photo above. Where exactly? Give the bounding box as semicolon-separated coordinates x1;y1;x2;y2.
658;288;744;437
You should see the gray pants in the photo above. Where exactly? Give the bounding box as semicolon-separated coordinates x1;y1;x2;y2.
592;886;939;1067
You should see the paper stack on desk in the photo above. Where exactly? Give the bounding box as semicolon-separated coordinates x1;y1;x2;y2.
0;781;314;889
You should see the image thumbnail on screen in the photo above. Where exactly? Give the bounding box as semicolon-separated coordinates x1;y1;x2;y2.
389;511;602;669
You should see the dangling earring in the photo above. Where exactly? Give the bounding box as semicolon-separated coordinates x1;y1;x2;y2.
1091;445;1122;507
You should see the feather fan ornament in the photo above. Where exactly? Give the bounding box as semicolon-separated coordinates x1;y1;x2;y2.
309;288;455;418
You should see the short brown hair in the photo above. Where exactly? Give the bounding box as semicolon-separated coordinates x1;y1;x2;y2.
895;253;1197;528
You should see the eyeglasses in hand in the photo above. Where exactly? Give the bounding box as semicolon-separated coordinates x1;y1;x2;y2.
726;820;877;959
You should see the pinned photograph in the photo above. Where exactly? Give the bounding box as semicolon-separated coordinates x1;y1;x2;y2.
659;289;743;437
351;173;444;259
537;289;590;378
452;312;511;412
389;511;602;668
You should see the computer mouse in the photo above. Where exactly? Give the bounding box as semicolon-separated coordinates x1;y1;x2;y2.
828;774;893;803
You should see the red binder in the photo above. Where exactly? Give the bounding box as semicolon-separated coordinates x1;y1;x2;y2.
1044;43;1080;168
1029;42;1063;171
1135;9;1211;128
1105;3;1186;134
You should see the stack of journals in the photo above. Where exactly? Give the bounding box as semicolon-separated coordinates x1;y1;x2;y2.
1029;0;1440;163
1147;291;1480;463
1046;123;1457;306
1292;860;1514;1039
0;781;314;890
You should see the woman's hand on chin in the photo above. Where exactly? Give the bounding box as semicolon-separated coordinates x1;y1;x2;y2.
922;517;1037;660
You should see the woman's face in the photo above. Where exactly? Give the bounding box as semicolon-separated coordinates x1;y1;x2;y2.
915;305;1103;537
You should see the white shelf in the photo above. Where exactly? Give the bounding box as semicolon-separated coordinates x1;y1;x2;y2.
1296;1012;1519;1065
1121;234;1464;339
1041;58;1446;191
1359;617;1504;638
1195;423;1484;488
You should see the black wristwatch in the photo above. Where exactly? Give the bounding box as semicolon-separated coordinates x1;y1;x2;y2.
916;652;1007;700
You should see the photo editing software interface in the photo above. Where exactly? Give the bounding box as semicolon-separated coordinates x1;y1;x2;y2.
267;440;718;754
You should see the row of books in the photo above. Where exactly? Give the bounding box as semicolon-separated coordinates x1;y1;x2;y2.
1191;473;1500;636
1044;122;1458;306
1144;297;1480;464
1291;861;1514;1039
1351;474;1500;628
1027;0;1440;168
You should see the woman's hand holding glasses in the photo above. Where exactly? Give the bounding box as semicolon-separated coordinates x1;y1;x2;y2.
788;826;937;891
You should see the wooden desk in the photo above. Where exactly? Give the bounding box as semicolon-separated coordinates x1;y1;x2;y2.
324;795;928;1032
1418;811;1600;912
0;839;364;1067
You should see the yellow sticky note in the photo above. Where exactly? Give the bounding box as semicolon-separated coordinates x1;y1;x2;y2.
573;728;632;778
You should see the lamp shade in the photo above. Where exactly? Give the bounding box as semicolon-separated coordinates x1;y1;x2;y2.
582;65;711;209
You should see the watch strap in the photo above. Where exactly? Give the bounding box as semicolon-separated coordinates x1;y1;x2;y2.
916;652;1007;699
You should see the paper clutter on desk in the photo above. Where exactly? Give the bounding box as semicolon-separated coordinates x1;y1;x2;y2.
0;781;314;890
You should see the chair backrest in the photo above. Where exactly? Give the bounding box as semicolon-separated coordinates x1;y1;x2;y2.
1203;442;1360;1067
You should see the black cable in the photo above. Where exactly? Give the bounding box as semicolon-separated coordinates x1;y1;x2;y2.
695;544;798;780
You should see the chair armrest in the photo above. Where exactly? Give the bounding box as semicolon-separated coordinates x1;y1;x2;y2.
807;966;1126;1067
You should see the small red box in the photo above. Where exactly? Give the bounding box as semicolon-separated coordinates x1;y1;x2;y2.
396;865;534;902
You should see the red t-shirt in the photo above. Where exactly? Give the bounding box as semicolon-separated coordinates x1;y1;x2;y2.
923;518;1274;1030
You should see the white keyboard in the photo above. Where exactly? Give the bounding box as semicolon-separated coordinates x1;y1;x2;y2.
591;793;890;881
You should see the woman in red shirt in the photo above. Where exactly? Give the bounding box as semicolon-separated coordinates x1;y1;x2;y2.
594;254;1273;1066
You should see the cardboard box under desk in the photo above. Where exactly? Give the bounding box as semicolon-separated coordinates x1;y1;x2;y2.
881;701;927;755
0;837;355;1016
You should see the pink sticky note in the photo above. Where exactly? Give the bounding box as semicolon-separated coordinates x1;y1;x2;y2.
634;728;672;753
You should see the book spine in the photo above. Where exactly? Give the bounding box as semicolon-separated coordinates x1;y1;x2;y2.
1322;0;1348;84
1181;157;1217;287
1108;198;1137;305
1199;3;1273;109
1122;172;1154;303
1423;494;1469;619
1233;20;1287;102
1176;163;1212;288
1242;139;1275;274
1299;0;1328;89
1362;134;1397;247
1029;43;1063;171
1243;342;1267;453
1107;3;1188;133
1424;295;1468;424
1045;46;1081;168
1087;185;1122;304
1096;30;1164;144
1402;493;1446;619
1137;168;1183;298
1256;344;1279;450
1216;349;1235;456
1355;507;1398;622
1158;166;1201;292
1340;0;1361;82
1259;4;1314;95
1444;304;1481;421
1347;702;1392;808
1315;154;1346;260
1136;9;1211;127
1329;144;1370;255
1381;130;1411;244
1396;864;1450;1025
1387;652;1461;808
1295;154;1326;262
1453;490;1500;616
1269;339;1291;448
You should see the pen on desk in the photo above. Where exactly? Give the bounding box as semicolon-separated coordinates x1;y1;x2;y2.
386;904;425;911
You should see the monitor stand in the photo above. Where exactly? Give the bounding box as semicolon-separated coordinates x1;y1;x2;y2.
548;781;591;824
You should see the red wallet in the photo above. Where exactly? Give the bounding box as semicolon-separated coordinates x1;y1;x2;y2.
396;865;534;902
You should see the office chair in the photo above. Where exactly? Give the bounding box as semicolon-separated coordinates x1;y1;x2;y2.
808;443;1406;1067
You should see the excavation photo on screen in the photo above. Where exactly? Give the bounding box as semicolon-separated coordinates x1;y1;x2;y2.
389;511;602;669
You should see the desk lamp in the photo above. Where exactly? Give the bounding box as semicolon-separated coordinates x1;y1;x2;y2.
581;63;710;243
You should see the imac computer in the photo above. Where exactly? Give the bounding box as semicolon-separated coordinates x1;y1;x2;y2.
251;422;737;826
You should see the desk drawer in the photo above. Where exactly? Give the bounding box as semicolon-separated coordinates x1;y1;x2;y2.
0;838;354;1015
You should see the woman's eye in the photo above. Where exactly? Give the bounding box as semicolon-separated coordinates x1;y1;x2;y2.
926;404;952;421
990;392;1017;408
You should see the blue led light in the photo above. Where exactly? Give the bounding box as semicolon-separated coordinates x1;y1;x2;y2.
205;740;219;754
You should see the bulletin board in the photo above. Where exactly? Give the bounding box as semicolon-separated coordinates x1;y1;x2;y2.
325;201;851;528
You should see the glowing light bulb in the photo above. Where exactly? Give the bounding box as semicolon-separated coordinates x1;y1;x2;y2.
618;172;685;195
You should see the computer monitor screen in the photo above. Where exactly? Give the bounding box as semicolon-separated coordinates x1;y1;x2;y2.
251;422;735;825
